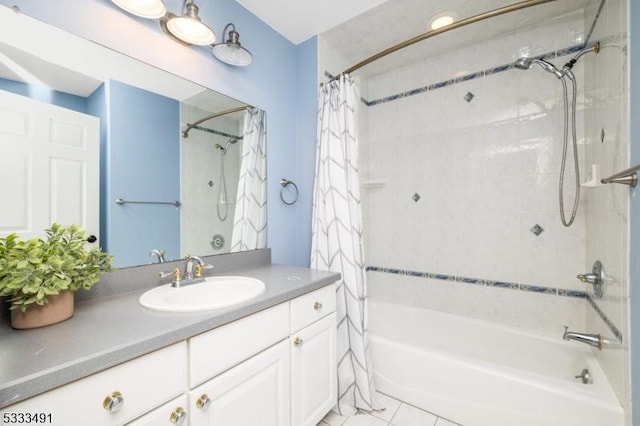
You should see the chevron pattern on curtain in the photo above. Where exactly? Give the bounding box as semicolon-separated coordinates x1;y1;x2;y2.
231;107;267;252
311;75;377;415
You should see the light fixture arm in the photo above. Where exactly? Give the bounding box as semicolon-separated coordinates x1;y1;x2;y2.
222;23;239;45
211;22;253;66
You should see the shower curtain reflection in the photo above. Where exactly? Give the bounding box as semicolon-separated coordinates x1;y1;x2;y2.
231;107;267;252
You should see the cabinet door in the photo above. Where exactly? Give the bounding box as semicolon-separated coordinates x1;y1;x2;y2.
126;395;188;426
291;313;337;426
189;339;290;426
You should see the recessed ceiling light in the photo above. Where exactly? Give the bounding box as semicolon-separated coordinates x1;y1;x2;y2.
430;13;455;30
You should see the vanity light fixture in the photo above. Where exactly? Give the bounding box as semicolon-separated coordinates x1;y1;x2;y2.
112;0;252;65
111;0;167;19
164;0;215;45
212;23;253;66
112;0;215;46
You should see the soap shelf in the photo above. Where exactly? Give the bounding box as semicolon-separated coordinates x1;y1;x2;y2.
581;164;602;188
361;179;388;189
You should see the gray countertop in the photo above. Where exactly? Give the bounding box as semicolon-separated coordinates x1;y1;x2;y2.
0;260;340;409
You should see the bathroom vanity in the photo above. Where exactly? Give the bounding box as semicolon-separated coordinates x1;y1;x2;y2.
0;251;339;426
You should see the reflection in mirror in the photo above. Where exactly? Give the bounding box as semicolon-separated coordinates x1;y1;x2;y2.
0;7;267;268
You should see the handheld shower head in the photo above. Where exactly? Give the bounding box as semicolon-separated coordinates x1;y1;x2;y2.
514;57;564;78
514;57;533;70
215;138;238;155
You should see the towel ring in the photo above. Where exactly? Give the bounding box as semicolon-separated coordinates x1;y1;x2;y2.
280;178;299;205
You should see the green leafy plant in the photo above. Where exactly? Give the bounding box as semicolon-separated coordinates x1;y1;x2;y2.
0;224;113;312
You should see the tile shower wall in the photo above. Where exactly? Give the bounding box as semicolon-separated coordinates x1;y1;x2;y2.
356;10;591;337
180;104;242;256
583;0;630;416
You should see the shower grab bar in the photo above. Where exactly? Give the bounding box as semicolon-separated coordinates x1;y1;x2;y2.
600;164;640;187
116;198;182;207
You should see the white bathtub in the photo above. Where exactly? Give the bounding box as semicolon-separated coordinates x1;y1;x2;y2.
368;300;624;426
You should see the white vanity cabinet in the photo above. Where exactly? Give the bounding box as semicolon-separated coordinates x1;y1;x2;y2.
2;283;338;426
186;284;337;426
188;340;291;426
0;342;187;426
290;285;337;426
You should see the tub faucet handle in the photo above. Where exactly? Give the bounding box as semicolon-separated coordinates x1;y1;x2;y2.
577;273;597;284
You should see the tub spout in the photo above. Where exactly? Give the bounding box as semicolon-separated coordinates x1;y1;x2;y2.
563;326;603;350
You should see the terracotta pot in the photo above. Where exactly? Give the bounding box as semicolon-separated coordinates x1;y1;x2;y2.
10;291;74;329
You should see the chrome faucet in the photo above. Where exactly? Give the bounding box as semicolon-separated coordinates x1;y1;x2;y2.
184;255;205;280
563;326;603;350
158;256;213;287
149;249;166;263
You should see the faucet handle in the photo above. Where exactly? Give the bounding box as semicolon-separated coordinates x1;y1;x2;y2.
194;264;203;278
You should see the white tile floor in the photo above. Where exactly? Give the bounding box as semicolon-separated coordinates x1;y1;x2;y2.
318;392;462;426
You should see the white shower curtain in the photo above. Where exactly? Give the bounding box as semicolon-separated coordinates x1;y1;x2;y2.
231;107;267;252
311;75;377;415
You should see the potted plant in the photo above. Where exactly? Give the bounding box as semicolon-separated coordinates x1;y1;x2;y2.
0;223;113;329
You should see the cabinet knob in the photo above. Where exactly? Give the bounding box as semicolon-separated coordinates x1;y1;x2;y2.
196;393;211;410
102;391;124;413
293;337;304;346
313;301;323;310
169;407;187;424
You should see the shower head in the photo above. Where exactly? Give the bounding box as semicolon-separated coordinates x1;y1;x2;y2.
513;57;564;79
216;138;238;154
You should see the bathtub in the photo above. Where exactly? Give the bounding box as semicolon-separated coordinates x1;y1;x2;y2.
368;300;624;426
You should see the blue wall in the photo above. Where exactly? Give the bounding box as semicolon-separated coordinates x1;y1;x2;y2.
2;0;320;267
0;77;88;113
629;0;640;423
102;80;180;267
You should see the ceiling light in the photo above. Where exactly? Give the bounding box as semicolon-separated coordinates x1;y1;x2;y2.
165;1;215;46
212;24;253;66
111;0;167;19
430;14;455;30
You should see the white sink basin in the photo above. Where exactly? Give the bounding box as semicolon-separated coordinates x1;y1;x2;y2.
139;276;266;313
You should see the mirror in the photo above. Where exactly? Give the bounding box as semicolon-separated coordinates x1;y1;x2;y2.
0;7;267;268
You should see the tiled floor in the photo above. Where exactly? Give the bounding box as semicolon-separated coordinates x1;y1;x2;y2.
318;392;462;426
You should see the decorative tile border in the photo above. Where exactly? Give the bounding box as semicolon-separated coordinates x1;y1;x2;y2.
584;0;606;47
363;43;586;107
190;125;242;140
587;296;624;343
366;265;585;297
367;265;623;343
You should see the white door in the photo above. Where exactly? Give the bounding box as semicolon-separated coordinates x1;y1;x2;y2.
291;313;337;426
189;339;291;426
0;89;99;241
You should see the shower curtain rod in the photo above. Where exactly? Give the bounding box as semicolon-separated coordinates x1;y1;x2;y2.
332;0;557;80
182;105;251;138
